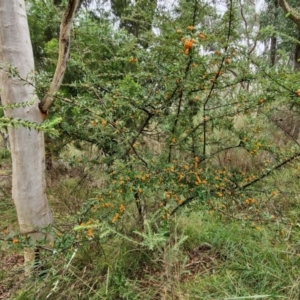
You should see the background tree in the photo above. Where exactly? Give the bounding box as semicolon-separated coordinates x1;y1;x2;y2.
261;0;300;70
278;0;300;71
111;0;157;46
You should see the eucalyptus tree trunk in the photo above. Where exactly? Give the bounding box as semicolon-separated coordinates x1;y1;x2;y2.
0;0;53;272
0;0;79;274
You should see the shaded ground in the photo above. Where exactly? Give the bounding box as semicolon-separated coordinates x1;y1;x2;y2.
0;253;24;300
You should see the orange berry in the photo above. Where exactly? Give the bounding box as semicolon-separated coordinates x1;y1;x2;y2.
184;40;193;49
187;25;194;31
112;213;120;223
129;57;137;63
119;204;125;213
199;33;206;39
87;229;94;237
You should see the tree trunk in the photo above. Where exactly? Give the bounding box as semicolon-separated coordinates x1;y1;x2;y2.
278;0;300;71
270;36;277;66
270;0;278;67
0;0;53;273
294;32;300;72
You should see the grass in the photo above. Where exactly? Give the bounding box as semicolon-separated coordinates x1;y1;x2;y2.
1;153;300;299
181;214;300;299
5;208;300;299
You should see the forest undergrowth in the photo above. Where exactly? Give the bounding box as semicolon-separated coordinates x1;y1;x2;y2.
2;0;300;299
1;148;300;300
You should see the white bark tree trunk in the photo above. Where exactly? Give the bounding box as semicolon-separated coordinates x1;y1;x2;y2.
0;0;53;271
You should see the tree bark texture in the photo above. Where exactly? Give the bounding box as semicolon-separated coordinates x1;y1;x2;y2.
0;0;53;269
